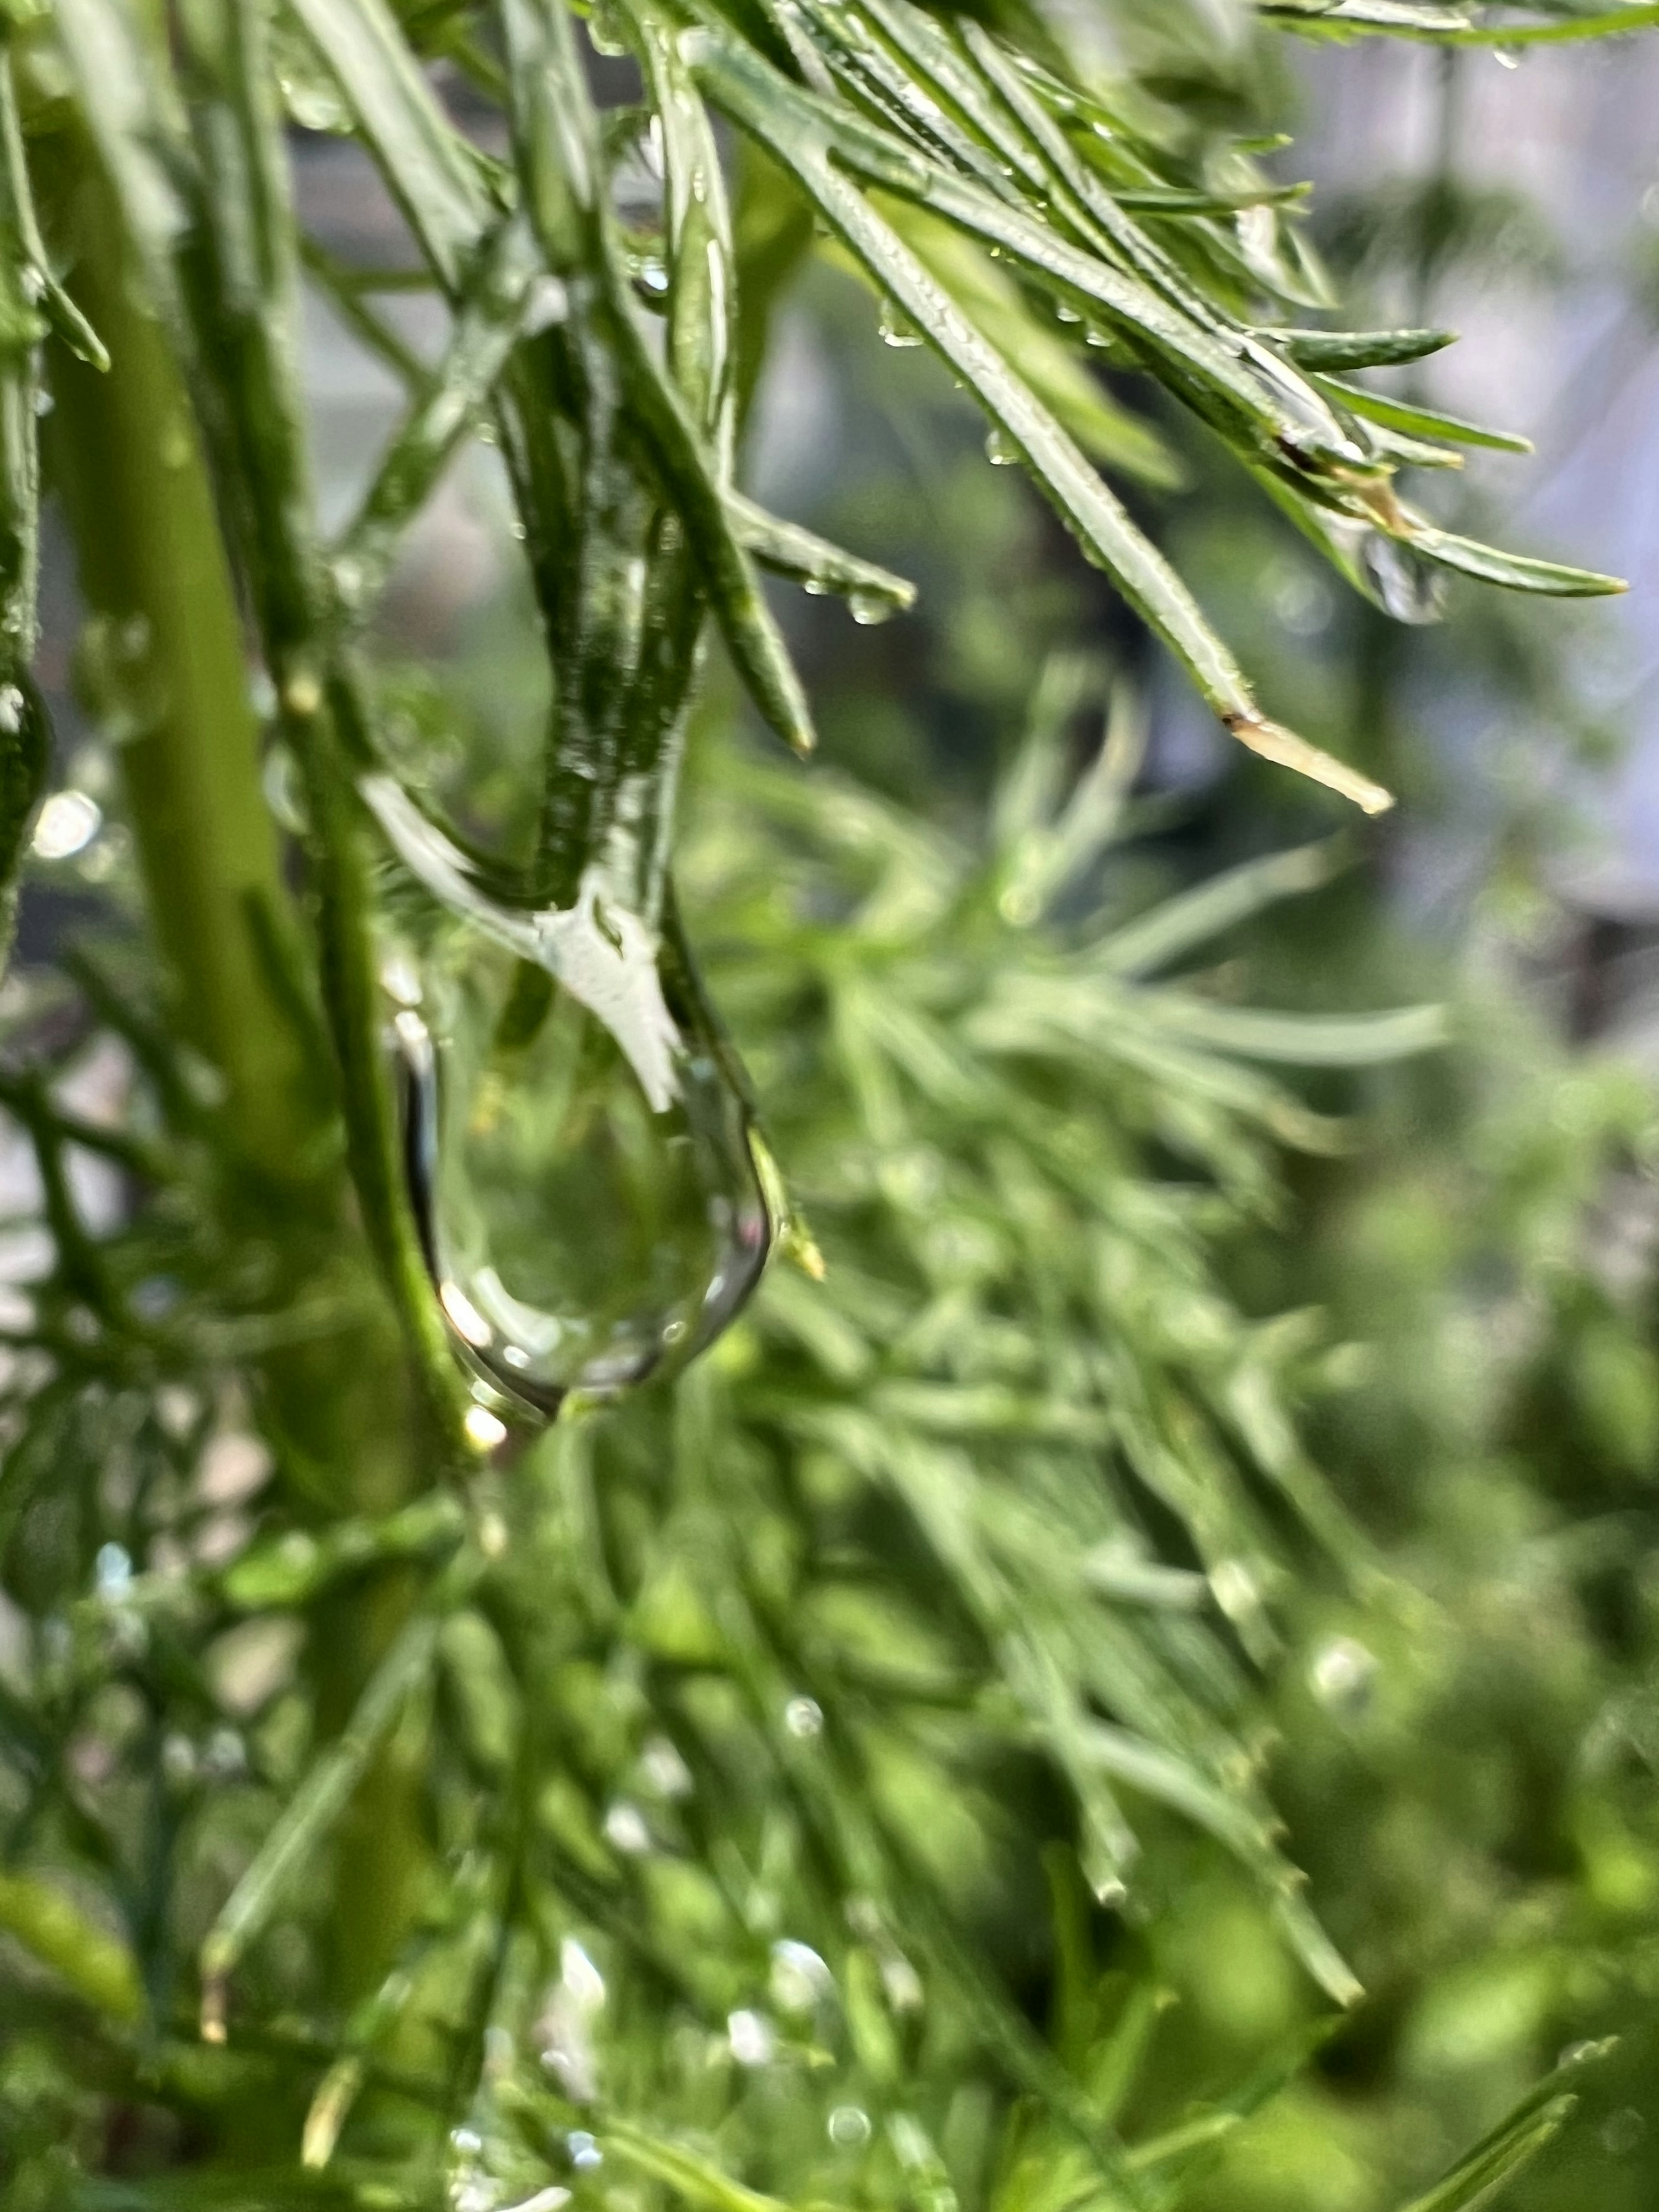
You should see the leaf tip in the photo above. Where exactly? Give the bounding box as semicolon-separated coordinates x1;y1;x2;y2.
1223;712;1394;816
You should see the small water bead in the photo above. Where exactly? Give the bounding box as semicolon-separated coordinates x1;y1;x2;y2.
333;554;366;612
522;275;569;336
463;1405;508;1454
784;1694;823;1738
566;2135;603;2174
847;589;896;627
1308;1634;1377;1716
770;1938;834;2013
984;427;1020;467
827;2107;872;2150
878;309;923;349
640;1734;693;1798
32;790;102;861
602;1799;652;1854
94;1541;133;1600
585;0;630;54
727;2008;775;2067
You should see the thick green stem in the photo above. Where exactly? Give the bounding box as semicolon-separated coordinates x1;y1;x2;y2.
48;168;318;1195
47;150;428;2012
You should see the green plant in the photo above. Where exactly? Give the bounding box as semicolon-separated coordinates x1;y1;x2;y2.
0;0;1647;2208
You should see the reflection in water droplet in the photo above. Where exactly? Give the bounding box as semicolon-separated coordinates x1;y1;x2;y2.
984;427;1020;467
364;776;773;1420
783;1694;823;1738
828;2106;872;2149
848;589;894;627
878;307;922;348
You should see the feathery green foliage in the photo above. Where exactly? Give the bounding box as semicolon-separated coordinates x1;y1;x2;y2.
0;0;1648;2209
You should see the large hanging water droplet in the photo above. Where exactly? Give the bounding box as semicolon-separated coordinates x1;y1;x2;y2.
365;775;773;1417
985;426;1021;467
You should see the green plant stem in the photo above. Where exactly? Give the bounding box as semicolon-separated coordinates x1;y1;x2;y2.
48;185;314;1192
46;145;428;2012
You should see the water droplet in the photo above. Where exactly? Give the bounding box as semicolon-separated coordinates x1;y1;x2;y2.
633;254;669;299
827;2106;871;2149
463;1405;507;1453
162;1731;198;1786
32;790;102;861
879;1952;923;2011
262;745;308;836
878;308;922;349
1603;2107;1646;2157
603;1799;652;1854
783;1694;823;1738
1308;1634;1377;1715
283;669;323;718
587;0;629;54
333;554;365;610
641;1734;693;1797
365;778;772;1419
1209;1557;1260;1621
770;1937;833;2012
984;427;1020;467
523;274;569;335
566;2131;603;2171
1360;533;1445;625
848;589;895;626
1055;302;1081;324
95;1541;132;1598
727;2008;775;2066
1494;45;1520;67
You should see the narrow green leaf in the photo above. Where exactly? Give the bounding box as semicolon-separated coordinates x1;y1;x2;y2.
333;213;552;617
1144;995;1449;1065
1270;325;1456;369
284;0;493;286
1313;373;1532;452
1096;841;1348;976
727;490;918;615
0;1869;143;2024
874;204;1186;488
503;0;818;756
1408;525;1627;597
198;1608;444;2040
1393;2102;1576;2212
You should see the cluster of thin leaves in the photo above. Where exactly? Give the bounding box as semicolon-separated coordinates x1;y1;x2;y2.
0;0;1644;2205
3;652;1584;2212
